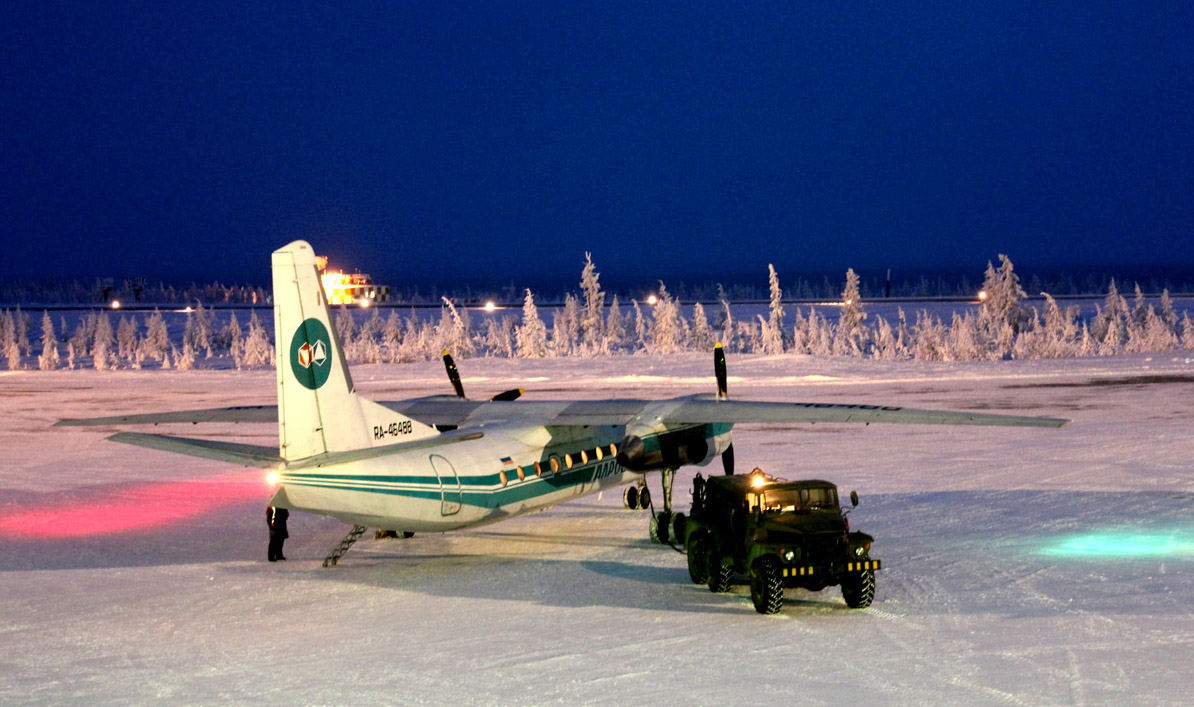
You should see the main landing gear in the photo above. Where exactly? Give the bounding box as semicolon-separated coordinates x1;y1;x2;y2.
624;470;687;547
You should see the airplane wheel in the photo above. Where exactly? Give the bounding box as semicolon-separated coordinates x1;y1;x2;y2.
686;531;709;584
649;512;671;544
623;485;638;510
638;487;651;510
670;512;687;545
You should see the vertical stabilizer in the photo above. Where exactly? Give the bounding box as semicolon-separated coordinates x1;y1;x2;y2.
271;240;437;460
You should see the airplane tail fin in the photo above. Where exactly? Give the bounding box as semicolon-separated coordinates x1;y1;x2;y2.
271;240;438;461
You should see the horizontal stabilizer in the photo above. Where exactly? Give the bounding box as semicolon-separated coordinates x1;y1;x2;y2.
56;406;277;427
108;432;284;468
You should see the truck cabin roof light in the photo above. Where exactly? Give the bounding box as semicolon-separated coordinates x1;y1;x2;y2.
750;472;767;488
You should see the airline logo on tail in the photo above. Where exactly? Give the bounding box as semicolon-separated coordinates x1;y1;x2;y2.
290;318;332;390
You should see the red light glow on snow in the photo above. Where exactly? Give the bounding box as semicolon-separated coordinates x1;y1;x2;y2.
0;474;267;539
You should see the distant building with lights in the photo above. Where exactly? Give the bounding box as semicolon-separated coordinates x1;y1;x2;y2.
316;256;391;306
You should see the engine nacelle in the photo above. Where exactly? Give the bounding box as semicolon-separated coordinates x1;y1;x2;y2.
616;426;716;471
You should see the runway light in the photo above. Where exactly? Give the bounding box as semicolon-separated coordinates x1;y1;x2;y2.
1044;533;1194;558
484;301;496;312
110;300;121;309
359;298;370;308
978;290;988;301
646;294;658;306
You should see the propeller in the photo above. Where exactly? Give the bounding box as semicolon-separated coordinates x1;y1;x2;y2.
443;350;524;402
442;351;466;399
714;342;728;399
714;343;734;474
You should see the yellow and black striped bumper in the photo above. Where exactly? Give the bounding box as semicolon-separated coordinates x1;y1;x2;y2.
845;560;881;572
782;566;816;578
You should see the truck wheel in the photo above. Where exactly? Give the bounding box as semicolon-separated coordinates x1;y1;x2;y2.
623;486;638;510
686;531;709;584
750;557;784;615
841;569;876;609
706;546;733;593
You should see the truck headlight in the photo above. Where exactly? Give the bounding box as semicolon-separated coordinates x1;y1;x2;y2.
783;550;795;562
853;546;864;557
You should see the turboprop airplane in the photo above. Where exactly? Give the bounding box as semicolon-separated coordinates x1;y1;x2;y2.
58;240;1069;566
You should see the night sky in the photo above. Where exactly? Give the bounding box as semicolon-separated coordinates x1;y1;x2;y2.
3;2;1192;286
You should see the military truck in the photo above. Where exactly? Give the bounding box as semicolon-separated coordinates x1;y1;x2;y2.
684;470;881;614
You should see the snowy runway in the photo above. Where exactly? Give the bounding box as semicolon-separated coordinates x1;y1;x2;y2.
2;354;1192;704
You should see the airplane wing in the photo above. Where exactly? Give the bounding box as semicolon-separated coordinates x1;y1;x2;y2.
58;396;1068;430
655;398;1069;428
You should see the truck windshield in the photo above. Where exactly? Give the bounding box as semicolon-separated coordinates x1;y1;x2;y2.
756;487;838;512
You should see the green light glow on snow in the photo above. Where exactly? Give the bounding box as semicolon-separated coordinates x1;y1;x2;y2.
1045;533;1194;558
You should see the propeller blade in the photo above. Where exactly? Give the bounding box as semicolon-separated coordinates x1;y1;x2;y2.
714;343;728;399
442;351;466;399
722;443;735;475
491;388;524;402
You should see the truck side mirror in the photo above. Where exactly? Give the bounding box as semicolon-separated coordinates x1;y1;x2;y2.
850;490;859;508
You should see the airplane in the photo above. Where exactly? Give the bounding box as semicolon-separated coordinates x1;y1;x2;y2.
58;240;1069;566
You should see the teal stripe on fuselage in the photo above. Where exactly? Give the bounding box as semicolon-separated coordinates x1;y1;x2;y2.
280;458;627;509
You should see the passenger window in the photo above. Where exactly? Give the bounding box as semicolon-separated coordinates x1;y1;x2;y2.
533;461;542;477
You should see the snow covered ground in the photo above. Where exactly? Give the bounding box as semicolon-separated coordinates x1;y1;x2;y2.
2;353;1193;705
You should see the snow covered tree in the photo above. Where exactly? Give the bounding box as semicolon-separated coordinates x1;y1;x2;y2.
648;283;683;355
632;299;648;353
718;286;734;351
760;264;785;355
690;302;713;352
143;309;169;362
834;268;866;356
177;341;196;371
438;297;475;358
978;255;1027;344
1159;289;1178;329
515;289;548;358
0;311;17;370
38;311;60;370
334;305;356;350
1090;279;1128;344
1181;311;1194;350
14;307;30;356
242;309;275;366
69;313;94;357
579;253;606;355
117;315;139;363
225;312;243;368
553;294;580;357
93;312;115;370
946;312;983;361
605;295;626;353
381;311;403;362
484;316;514;357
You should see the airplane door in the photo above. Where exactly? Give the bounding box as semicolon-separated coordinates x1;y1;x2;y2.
430;454;462;516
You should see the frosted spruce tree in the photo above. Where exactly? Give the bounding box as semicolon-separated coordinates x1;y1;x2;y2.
631;299;648;353
93;311;115;370
1;310;17;370
38;311;60;370
605;295;626;353
978;255;1026;357
1090;279;1128;351
553;294;580;357
515;289;548;358
438;297;475;358
334;305;356;351
116;315;139;364
760;264;785;354
242;309;275;366
690;302;713;352
648;283;683;355
14;307;30;356
579;253;606;356
834;267;866;356
225;312;243;368
143;308;169;362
